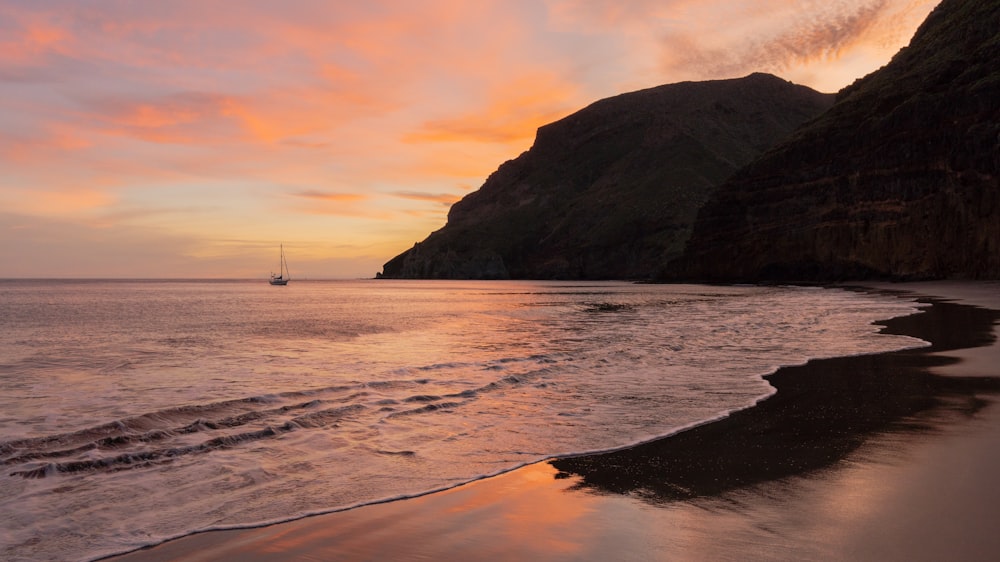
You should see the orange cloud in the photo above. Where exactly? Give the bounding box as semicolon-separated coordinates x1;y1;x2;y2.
389;191;463;208
0;124;92;164
287;190;391;218
2;186;115;216
79;88;342;146
293;191;369;203
405;72;580;144
319;64;401;112
386;145;515;182
76;92;237;144
0;10;72;65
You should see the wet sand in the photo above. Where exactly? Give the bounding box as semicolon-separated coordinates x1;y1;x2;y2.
111;282;1000;561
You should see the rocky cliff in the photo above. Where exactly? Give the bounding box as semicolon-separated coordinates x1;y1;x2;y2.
380;74;833;279
671;0;1000;282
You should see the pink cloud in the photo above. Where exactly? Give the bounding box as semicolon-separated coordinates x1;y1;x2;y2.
546;0;938;90
655;1;890;79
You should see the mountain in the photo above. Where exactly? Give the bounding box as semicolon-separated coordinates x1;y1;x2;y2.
671;0;1000;282
379;74;833;279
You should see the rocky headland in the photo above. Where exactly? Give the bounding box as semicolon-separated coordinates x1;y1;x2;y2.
669;0;999;282
380;74;833;279
381;0;998;282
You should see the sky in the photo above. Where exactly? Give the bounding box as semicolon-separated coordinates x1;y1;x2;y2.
1;0;940;279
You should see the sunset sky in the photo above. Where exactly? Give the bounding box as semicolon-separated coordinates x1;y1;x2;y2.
1;0;939;279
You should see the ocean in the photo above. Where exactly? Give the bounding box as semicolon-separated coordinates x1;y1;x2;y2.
0;279;927;561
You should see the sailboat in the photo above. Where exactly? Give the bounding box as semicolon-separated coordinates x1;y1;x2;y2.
269;244;290;286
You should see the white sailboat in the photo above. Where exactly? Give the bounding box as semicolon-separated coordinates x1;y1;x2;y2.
269;244;290;286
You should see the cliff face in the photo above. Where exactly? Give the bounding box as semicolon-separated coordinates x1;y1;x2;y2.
380;74;833;279
672;0;1000;282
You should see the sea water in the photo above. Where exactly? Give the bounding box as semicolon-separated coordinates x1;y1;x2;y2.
0;280;927;561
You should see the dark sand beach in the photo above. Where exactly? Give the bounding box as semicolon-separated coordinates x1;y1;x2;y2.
112;282;1000;562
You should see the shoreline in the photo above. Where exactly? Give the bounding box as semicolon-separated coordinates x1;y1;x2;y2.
110;282;1000;561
